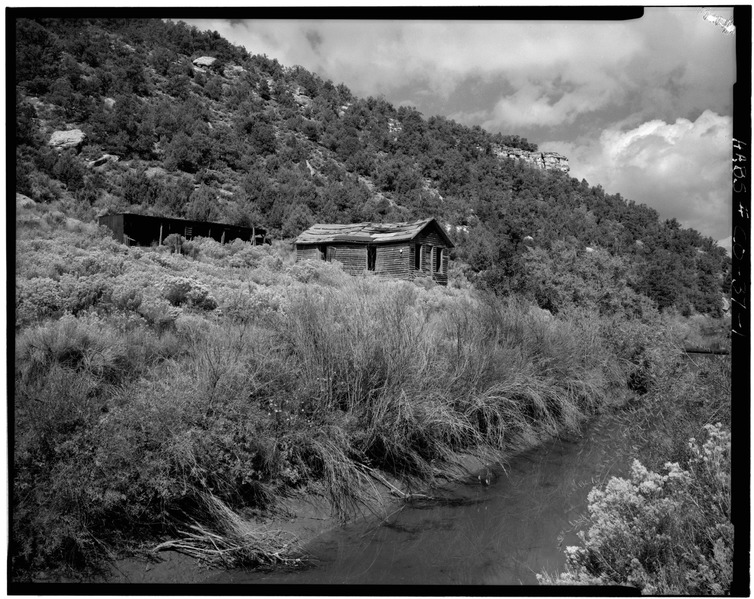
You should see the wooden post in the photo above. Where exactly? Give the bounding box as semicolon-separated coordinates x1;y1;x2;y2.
221;230;226;245
159;224;163;246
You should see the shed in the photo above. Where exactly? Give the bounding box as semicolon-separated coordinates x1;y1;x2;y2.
98;213;268;247
295;218;454;285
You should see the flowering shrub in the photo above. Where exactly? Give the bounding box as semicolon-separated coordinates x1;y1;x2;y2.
110;281;143;312
58;274;113;314
137;296;181;332
287;259;349;286
16;277;64;325
228;244;281;269
145;250;189;271
217;285;288;323
540;424;732;594
161;277;218;310
15;273;117;326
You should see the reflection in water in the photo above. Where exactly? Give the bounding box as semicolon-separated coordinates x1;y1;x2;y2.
205;414;634;585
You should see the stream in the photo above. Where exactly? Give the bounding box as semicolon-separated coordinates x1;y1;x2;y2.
204;411;639;586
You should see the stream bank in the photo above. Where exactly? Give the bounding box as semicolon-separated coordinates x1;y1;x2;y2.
100;397;637;585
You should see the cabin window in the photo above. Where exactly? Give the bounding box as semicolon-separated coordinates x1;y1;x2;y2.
184;226;193;239
326;246;337;262
414;244;422;270
367;246;376;271
430;247;437;274
318;244;327;260
436;248;444;274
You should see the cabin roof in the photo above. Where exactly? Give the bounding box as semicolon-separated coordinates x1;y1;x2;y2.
295;218;454;247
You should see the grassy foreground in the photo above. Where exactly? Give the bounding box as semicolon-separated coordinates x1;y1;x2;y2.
13;199;690;580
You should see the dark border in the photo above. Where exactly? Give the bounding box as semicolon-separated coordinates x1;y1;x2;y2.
730;4;751;597
6;6;644;21
7;582;640;596
8;5;744;597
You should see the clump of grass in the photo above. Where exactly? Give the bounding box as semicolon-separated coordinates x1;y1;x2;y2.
154;492;303;568
283;426;383;521
278;277;619;489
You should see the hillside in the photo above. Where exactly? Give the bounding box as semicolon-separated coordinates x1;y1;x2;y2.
14;17;729;313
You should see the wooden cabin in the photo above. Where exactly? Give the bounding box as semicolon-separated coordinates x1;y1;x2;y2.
295;218;454;285
98;213;268;247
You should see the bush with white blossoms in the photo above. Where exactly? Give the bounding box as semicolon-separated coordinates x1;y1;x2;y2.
539;424;732;594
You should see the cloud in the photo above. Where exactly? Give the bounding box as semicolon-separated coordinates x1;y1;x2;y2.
541;110;732;241
717;235;732;256
185;10;733;140
305;29;323;52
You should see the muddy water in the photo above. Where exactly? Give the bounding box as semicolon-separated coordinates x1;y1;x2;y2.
205;413;638;585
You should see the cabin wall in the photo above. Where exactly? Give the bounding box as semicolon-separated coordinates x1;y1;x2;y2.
374;243;411;278
98;214;124;243
330;244;368;275
123;215;163;246
296;243;368;275
295;223;451;286
296;246;323;262
413;228;450;285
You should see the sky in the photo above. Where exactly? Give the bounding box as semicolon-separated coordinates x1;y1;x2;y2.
184;8;737;247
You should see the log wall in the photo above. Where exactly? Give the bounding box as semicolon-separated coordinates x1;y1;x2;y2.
332;244;368;275
296;246;323;262
296;243;368;275
374;243;411;278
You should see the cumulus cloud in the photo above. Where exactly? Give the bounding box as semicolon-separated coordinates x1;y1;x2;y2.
187;18;639;106
541;110;733;241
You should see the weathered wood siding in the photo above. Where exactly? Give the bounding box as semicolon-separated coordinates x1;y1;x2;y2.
296;243;368;276
375;242;411;278
413;228;449;285
332;244;368;275
99;214;125;244
296;245;323;262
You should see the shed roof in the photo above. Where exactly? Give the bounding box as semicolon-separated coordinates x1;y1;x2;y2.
295;218;454;247
102;212;266;235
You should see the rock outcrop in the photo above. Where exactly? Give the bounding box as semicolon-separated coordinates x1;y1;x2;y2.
493;144;570;173
293;92;312;108
192;56;217;68
48;129;86;151
223;64;245;78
